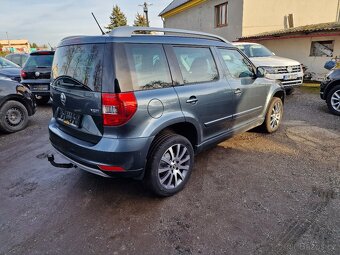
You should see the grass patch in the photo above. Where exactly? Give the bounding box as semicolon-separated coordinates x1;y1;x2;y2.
300;86;319;94
302;83;320;88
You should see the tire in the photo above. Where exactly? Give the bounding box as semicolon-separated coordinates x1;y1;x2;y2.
326;85;340;116
260;97;284;133
145;133;194;197
285;88;294;95
0;100;29;133
36;96;50;105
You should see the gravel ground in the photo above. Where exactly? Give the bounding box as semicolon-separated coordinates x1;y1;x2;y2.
0;87;339;255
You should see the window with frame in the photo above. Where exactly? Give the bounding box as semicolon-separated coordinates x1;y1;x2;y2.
310;41;334;57
173;47;219;84
218;48;255;79
215;2;228;27
125;44;172;90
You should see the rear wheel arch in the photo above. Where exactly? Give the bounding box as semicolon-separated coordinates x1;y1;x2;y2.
150;121;199;153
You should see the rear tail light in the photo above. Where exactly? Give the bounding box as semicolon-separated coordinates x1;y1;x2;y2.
102;92;137;126
20;70;27;79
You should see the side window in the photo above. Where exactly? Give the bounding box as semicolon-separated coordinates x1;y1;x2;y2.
12;55;21;65
125;44;172;90
173;47;218;84
218;49;255;79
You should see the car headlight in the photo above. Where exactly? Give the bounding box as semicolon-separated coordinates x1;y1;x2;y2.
262;66;278;74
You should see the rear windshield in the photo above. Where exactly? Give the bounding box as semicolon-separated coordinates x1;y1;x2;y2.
52;44;104;92
25;55;54;68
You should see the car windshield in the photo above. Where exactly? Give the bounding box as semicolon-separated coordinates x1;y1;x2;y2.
0;57;20;68
236;44;273;58
24;55;54;68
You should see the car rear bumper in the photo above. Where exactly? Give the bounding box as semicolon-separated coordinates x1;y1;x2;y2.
49;118;153;178
21;79;50;96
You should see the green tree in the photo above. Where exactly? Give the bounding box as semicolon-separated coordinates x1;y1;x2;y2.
133;13;148;27
30;42;38;48
105;5;127;32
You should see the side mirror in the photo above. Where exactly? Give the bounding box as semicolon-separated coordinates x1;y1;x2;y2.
256;67;266;78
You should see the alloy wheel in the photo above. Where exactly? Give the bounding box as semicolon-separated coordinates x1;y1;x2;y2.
331;89;340;112
158;144;190;190
270;101;281;129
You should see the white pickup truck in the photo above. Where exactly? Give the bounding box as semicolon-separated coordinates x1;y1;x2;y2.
233;42;303;95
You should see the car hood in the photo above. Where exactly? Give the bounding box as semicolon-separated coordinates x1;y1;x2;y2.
249;56;301;67
0;67;21;77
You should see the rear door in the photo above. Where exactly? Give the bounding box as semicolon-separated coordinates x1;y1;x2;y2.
166;45;234;142
51;43;105;144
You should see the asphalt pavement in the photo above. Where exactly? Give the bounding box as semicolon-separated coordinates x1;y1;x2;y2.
0;87;339;255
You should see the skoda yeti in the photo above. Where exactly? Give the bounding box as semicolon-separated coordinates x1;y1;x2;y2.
48;27;285;196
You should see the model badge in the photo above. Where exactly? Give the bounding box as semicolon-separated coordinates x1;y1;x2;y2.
286;66;293;73
35;71;40;77
60;93;66;106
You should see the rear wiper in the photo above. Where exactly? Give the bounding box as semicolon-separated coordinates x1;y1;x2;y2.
54;75;92;91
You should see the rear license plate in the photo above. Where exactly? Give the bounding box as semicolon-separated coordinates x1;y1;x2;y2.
283;74;298;80
57;108;81;128
30;84;49;91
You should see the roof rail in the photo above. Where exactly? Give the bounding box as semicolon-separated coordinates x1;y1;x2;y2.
108;26;230;44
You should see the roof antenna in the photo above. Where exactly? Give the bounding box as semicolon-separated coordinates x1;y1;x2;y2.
91;12;105;35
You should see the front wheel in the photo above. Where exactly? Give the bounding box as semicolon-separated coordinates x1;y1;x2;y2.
326;85;340;116
260;97;283;133
0;100;29;133
145;133;194;197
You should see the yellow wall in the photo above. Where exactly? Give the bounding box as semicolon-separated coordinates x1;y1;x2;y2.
243;0;340;36
257;36;340;77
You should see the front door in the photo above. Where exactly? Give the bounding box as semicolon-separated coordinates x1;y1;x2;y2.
217;48;270;128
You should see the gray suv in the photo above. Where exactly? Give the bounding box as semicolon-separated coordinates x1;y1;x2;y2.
48;27;285;196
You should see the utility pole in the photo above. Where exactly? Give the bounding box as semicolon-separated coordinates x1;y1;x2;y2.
6;32;11;52
139;2;152;27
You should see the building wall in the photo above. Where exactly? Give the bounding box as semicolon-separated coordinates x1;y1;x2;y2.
164;0;244;41
0;39;30;53
257;36;340;78
243;0;340;36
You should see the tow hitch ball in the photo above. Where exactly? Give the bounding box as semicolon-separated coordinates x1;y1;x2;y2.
47;154;76;169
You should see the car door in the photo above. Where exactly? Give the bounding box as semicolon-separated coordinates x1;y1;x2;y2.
165;45;235;142
217;48;270;128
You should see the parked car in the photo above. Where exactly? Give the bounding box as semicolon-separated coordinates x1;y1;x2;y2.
320;69;340;116
0;76;36;133
5;53;29;67
48;27;285;196
21;51;54;105
0;57;21;82
233;42;303;95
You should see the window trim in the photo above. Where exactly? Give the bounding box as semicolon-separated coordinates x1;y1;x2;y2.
217;47;257;80
169;45;220;86
309;40;334;57
215;2;228;28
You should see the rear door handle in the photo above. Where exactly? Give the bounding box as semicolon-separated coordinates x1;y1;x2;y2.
234;88;242;95
186;96;198;104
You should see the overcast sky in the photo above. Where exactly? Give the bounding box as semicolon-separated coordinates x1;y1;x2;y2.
0;0;169;47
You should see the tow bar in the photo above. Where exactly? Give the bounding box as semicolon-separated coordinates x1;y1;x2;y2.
47;154;76;169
